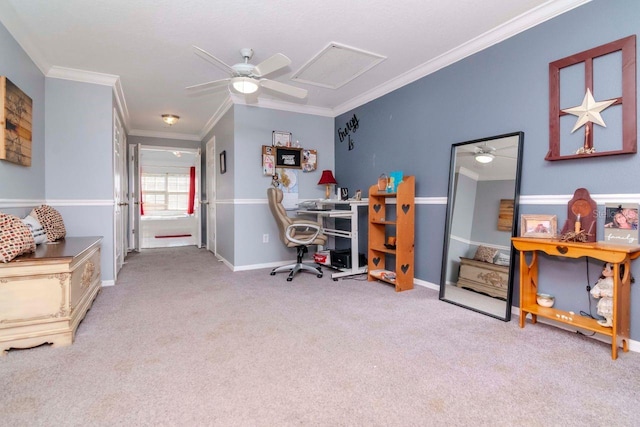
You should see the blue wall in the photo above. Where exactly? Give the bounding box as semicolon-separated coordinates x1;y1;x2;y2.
0;22;45;201
335;0;640;338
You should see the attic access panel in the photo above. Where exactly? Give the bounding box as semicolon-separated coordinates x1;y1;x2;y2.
291;42;386;89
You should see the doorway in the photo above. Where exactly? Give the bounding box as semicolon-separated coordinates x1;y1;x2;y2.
136;146;201;249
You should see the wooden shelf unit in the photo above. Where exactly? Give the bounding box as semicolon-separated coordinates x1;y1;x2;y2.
511;237;640;360
367;175;415;291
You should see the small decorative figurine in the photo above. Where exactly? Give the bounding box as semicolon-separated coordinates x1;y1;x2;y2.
590;262;615;327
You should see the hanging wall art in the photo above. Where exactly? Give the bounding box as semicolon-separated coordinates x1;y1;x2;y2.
547;35;636;161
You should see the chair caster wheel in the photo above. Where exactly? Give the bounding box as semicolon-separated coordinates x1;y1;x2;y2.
317;274;323;278
270;272;276;276
333;278;338;281
287;277;293;282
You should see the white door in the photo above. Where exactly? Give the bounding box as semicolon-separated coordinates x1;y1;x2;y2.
205;137;217;254
195;148;202;248
113;110;127;278
129;143;141;251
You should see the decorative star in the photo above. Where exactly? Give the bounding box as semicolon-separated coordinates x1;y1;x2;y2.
562;88;617;133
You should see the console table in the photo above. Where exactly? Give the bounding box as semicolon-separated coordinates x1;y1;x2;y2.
511;237;640;360
0;237;102;355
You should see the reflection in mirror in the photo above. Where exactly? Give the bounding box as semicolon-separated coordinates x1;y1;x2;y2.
439;132;524;321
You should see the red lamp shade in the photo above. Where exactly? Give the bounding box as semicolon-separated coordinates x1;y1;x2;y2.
318;170;337;199
317;170;337;185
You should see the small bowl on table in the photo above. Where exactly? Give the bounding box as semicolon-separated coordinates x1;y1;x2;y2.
536;293;555;308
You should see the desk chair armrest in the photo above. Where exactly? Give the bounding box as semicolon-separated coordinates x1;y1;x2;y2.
285;222;321;245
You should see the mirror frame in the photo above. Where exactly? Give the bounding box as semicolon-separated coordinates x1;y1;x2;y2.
439;131;524;321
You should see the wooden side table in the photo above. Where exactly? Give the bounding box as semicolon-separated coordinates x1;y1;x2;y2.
511;237;640;359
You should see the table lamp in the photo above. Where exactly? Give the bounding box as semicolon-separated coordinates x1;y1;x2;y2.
318;170;337;199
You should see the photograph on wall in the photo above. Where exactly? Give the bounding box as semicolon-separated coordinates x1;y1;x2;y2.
602;203;638;245
272;130;292;147
302;149;317;172
262;145;275;176
0;76;32;166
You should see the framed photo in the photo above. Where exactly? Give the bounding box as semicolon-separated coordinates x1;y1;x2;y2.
272;131;292;147
521;214;557;238
603;203;639;245
275;146;302;169
220;150;227;174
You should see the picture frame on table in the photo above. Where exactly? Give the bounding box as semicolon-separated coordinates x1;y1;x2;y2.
602;203;639;245
220;150;227;174
272;131;292;147
520;214;557;238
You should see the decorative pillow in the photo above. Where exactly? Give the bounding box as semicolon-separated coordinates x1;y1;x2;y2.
0;213;36;263
473;245;499;263
21;214;48;245
31;205;66;242
494;252;511;266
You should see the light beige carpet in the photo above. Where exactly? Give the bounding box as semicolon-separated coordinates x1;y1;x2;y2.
2;246;640;426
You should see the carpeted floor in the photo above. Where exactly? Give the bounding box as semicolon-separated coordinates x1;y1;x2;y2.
2;246;640;426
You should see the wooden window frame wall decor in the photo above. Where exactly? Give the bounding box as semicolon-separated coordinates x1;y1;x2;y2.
547;35;636;161
0;76;33;166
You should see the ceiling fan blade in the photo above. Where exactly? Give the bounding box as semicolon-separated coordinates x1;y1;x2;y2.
252;53;291;77
260;79;307;99
185;78;230;91
192;45;235;74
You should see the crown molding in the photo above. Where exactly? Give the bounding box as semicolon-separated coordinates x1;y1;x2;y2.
46;66;118;86
333;0;592;116
199;96;234;140
230;94;334;118
128;129;202;142
46;66;131;132
113;78;130;132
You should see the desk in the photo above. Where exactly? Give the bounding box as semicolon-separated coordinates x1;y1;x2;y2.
298;199;368;279
512;237;640;360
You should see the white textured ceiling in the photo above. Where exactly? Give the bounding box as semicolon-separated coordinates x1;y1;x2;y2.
0;0;590;141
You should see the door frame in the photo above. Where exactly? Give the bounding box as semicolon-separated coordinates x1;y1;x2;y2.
205;136;217;255
130;145;202;249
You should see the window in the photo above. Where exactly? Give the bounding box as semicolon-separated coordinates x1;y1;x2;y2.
142;172;190;212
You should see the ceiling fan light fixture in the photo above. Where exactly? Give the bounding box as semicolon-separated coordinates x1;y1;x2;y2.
475;153;495;164
231;77;259;94
161;114;180;126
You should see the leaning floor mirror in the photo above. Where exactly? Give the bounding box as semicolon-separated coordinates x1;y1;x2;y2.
439;132;524;321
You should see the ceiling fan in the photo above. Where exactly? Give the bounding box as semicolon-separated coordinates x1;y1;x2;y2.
186;46;307;99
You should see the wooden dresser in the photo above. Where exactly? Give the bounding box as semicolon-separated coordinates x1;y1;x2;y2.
0;237;102;355
456;257;509;299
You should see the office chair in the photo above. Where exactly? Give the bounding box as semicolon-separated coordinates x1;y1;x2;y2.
267;187;327;281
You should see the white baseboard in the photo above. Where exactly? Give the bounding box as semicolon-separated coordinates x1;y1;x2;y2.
101;280;115;287
232;259;297;272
